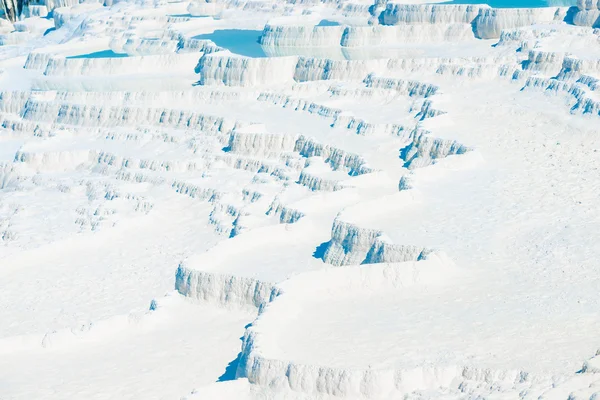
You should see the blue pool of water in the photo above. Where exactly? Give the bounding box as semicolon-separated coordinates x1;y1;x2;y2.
194;30;266;58
317;20;340;27
67;50;128;59
439;0;575;6
194;1;578;61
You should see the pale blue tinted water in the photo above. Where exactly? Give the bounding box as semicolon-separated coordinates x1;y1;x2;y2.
439;0;575;6
67;50;128;59
317;20;341;26
194;30;266;57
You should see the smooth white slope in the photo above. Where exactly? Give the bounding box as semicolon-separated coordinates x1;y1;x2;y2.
0;295;253;400
0;0;599;399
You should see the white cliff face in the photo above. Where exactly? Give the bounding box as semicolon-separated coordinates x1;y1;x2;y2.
473;7;565;39
558;55;600;78
578;74;600;90
522;72;600;117
378;4;567;40
364;75;439;97
576;96;600;115
175;266;280;309
363;238;431;264
121;37;179;56
572;0;600;27
291;56;523;84
294;57;389;81
44;0;82;12
20;100;238;131
177;37;223;54
24;52;55;70
521;49;565;74
258;23;476;49
227;128;297;158
266;199;305;223
582;355;600;374
297;170;344;191
196;53;298;86
341;23;476;46
294;135;372;176
52;7;73;28
259;24;346;47
237;344;532;399
573;9;600;27
187;0;224;16
379;4;485;25
258;92;342;119
0;91;31;113
14;149;96;171
522;75;574;93
578;0;600;9
52;88;249;106
186;0;373;19
400;133;470;169
319;218;433;266
320;220;382;265
43;53;199;76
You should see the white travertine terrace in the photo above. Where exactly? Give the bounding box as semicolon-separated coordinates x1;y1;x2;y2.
1;0;600;398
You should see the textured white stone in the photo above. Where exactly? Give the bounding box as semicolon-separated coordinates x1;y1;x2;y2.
175;266;281;309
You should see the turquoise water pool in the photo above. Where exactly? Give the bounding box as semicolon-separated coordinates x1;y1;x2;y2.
194;30;266;57
316;20;341;26
195;1;576;61
194;21;343;58
67;50;128;59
